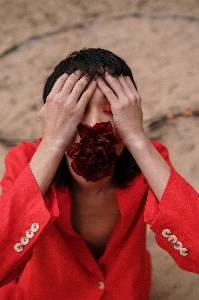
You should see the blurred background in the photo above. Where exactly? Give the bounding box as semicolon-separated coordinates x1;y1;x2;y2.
0;0;199;299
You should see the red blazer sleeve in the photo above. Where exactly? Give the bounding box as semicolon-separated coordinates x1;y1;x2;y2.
144;141;199;274
0;140;60;287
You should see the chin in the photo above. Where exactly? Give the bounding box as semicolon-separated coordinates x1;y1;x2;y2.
66;156;113;187
65;141;123;187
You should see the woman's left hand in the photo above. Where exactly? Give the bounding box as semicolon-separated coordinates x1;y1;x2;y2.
97;74;171;201
96;75;146;148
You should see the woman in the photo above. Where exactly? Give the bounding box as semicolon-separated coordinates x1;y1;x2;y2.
0;48;199;299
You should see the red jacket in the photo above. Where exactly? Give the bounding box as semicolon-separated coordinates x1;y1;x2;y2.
0;140;199;300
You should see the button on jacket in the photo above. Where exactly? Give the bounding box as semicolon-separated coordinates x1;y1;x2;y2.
0;139;199;300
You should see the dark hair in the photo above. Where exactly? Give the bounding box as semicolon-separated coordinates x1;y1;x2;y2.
43;48;141;188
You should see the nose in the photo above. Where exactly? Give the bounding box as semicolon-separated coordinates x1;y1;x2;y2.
82;109;102;127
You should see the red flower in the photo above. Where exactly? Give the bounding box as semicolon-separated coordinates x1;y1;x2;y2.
67;122;122;182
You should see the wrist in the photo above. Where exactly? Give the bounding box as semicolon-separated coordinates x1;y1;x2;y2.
38;138;67;161
41;136;69;154
124;132;150;152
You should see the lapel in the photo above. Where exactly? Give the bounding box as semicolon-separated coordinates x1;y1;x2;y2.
53;173;148;274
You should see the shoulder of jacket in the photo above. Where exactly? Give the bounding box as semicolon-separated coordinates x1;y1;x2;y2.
5;138;42;161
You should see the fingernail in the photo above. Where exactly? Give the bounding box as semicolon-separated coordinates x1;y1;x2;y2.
74;70;81;76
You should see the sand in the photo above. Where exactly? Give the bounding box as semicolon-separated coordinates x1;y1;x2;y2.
0;0;199;299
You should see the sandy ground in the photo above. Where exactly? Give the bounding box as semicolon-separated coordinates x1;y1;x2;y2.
0;0;199;299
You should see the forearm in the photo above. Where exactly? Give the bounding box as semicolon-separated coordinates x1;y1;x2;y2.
29;139;66;196
96;75;171;200
127;135;171;201
0;153;59;286
145;167;199;273
28;73;97;196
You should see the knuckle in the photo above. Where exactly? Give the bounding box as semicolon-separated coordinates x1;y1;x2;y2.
72;106;82;117
77;77;89;89
68;73;77;82
46;93;65;103
46;94;53;102
105;88;114;96
58;74;67;81
55;74;67;86
82;89;92;98
123;96;129;102
47;94;66;107
77;80;86;89
40;106;46;119
120;96;129;104
129;93;141;103
129;95;137;102
40;106;44;115
70;71;80;78
55;94;63;102
117;102;126;110
108;75;117;82
54;94;66;105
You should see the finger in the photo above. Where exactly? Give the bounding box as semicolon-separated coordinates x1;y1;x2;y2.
77;79;97;108
117;76;135;99
96;77;118;106
103;74;127;99
69;74;91;100
61;70;84;95
117;76;141;107
48;73;68;97
126;76;141;101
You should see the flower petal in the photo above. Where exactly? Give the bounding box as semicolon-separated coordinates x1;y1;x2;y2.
77;123;92;138
68;121;120;182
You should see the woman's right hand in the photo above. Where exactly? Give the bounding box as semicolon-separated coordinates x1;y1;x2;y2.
41;71;97;152
29;72;97;195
